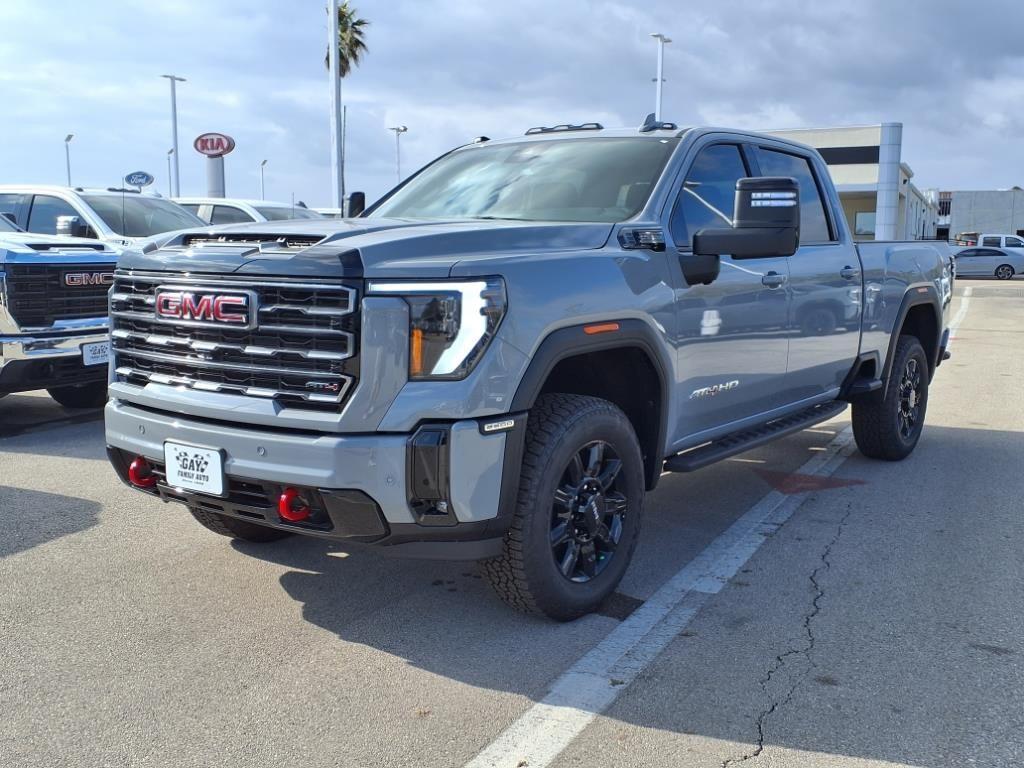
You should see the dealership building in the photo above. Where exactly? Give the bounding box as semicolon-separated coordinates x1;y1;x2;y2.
766;123;938;242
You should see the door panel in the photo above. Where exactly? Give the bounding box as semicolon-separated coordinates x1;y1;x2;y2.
668;142;791;444
754;147;861;400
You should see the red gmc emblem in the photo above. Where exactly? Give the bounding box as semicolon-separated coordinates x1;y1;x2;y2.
154;289;256;329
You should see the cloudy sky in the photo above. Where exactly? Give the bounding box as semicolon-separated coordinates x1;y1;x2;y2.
1;0;1021;206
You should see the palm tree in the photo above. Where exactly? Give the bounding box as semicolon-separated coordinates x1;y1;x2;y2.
325;2;368;77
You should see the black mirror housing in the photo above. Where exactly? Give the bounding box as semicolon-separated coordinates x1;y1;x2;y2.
693;176;800;260
55;214;90;239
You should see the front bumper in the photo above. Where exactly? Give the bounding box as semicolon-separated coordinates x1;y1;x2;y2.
0;329;109;393
105;399;526;560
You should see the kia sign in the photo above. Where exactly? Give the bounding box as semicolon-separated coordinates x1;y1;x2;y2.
193;132;236;158
124;171;154;188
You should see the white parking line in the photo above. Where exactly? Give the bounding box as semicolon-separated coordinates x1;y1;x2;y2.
947;286;973;349
465;427;857;768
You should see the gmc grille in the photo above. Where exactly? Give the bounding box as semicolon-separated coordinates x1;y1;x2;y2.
110;271;359;412
3;263;113;328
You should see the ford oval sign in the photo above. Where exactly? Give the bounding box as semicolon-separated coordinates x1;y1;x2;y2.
124;171;154;187
193;132;236;158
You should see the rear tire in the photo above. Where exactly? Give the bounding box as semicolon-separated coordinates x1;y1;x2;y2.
46;381;107;409
852;335;929;461
995;264;1015;280
188;508;292;543
481;393;645;621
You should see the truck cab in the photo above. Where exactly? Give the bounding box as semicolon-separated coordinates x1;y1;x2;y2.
174;198;324;225
0;186;205;247
105;120;950;619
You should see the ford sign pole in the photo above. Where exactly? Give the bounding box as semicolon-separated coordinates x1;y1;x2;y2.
162;75;186;197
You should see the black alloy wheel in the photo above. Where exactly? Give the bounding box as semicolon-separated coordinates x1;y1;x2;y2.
896;357;923;441
549;440;627;583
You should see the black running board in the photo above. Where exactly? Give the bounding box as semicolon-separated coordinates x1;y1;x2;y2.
663;401;848;473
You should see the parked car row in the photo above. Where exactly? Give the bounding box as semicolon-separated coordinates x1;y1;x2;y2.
0;186;338;405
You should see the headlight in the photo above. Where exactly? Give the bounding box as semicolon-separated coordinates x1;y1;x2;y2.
367;278;506;380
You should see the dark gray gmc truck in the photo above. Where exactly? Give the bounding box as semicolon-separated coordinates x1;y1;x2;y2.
105;119;952;620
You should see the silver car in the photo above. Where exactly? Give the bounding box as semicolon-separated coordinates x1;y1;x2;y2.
954;246;1024;280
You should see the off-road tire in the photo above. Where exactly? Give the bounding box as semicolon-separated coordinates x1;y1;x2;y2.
481;393;645;621
46;381;108;409
188;507;292;543
852;335;929;461
995;264;1015;280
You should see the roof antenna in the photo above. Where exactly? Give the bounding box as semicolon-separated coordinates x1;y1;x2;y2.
640;112;678;133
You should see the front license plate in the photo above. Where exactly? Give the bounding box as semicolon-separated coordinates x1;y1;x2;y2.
164;441;224;496
81;340;110;366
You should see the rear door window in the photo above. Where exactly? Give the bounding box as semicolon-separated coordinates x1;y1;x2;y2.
210;205;253;225
754;147;834;243
982;236;1001;247
670;143;748;248
27;194;81;234
1003;236;1023;247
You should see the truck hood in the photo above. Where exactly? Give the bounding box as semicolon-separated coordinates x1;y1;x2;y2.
117;218;614;278
0;232;116;254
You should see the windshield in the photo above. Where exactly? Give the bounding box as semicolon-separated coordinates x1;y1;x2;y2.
369;137;679;223
82;194;205;237
255;206;323;221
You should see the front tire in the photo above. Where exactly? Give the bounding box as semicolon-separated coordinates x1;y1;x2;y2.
482;394;645;621
46;381;107;409
852;335;929;461
995;264;1015;280
188;508;292;543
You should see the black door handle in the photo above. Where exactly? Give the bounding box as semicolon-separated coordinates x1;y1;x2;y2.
840;266;860;280
762;271;787;288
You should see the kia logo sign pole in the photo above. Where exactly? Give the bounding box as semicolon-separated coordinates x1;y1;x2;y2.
124;171;154;191
193;132;235;199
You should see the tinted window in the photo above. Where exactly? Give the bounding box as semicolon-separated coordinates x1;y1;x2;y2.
370;137;679;223
179;204;202;217
210;205;253;225
670;144;747;247
27;195;80;234
1004;236;1023;247
0;212;18;232
957;249;979;257
255;206;323;221
755;148;833;243
982;236;1001;247
0;193;23;224
82;194;204;237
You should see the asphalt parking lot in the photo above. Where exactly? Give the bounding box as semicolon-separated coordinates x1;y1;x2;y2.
2;281;1022;768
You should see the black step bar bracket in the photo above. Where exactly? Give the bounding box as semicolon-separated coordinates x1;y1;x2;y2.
663;401;848;473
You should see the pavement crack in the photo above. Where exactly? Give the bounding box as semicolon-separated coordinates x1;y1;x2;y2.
722;503;854;767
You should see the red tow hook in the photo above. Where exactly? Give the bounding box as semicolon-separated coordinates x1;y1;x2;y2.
128;456;158;489
278;487;311;522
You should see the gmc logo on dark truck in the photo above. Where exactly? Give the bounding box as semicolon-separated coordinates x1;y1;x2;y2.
154;289;256;328
64;272;114;287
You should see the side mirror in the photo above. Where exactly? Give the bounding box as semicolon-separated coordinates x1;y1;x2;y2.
693;177;800;260
55;214;92;239
346;191;366;218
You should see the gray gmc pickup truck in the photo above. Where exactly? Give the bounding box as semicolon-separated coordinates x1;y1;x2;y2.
1;214;116;407
105;120;951;619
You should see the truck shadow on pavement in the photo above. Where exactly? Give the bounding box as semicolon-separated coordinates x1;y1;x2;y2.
232;423;1024;766
0;393;104;440
0;486;101;558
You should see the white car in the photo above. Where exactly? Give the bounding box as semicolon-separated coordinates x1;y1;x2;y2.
954;232;1024;249
954;246;1024;280
174;198;323;225
0;185;205;247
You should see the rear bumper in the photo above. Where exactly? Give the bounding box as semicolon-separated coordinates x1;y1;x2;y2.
105;399;526;560
0;330;109;393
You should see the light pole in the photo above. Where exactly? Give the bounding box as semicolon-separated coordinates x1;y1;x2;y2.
166;148;174;196
161;74;186;197
260;159;267;200
327;0;343;209
64;134;73;186
389;125;408;183
650;33;672;121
